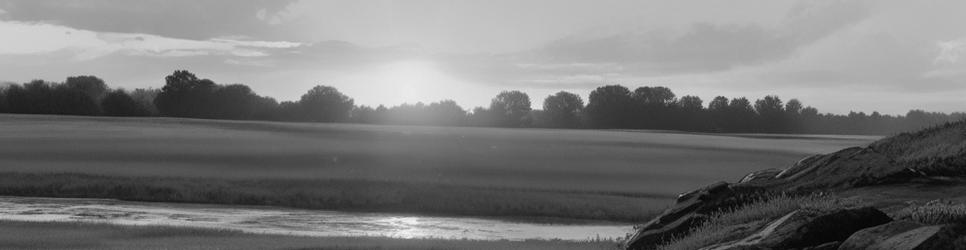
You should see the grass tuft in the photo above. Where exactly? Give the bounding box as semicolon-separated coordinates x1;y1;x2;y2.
657;194;863;250
895;200;966;225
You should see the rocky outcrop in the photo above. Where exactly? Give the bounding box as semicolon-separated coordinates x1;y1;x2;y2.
624;182;736;250
700;207;891;250
840;221;966;250
839;220;926;249
624;122;966;250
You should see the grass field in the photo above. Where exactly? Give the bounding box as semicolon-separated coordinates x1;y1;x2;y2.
0;220;618;250
0;114;877;222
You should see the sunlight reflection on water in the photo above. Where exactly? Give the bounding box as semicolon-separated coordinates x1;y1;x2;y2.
0;196;633;241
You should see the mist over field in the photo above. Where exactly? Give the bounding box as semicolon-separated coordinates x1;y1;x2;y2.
0;114;874;196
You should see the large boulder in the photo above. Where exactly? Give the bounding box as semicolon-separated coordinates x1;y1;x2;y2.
625;182;746;250
839;220;926;249
840;221;966;250
738;168;783;184
701;207;891;250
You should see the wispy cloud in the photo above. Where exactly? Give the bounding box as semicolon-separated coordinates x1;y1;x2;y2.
0;20;302;61
935;38;966;64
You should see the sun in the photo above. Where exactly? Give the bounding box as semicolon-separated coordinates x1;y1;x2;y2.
380;60;447;103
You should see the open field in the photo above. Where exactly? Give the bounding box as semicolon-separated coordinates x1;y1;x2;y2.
0;114;877;222
0;220;618;250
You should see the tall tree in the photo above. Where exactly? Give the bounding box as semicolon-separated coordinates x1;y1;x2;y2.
632;86;677;129
755;95;785;132
64;75;108;102
101;89;149;116
585;85;634;128
488;90;532;127
299;85;354;122
154;70;217;118
542;91;584;128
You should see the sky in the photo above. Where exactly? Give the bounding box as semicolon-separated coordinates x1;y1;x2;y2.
0;0;964;115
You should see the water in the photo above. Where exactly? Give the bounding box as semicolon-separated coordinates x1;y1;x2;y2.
0;196;633;241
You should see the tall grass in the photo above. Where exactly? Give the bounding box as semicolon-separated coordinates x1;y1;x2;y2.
895;200;966;225
0;172;661;222
658;194;864;250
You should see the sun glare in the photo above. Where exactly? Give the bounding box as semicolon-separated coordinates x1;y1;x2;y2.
377;60;451;104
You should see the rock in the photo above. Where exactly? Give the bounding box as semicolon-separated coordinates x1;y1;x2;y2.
701;207;891;250
839;220;925;249
739;168;783;184
625;182;740;250
804;241;841;250
843;223;966;250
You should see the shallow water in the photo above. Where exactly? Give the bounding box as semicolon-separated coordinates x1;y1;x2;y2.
0;196;633;241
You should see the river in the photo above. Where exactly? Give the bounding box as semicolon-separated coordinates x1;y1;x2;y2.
0;196;633;241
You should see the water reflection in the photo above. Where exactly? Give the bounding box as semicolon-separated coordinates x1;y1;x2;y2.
0;196;632;241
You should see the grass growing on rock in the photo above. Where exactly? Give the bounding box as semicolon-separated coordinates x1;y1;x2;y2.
658;194;866;250
0;220;620;250
895;200;966;225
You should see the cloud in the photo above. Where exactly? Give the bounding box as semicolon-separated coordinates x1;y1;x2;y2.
433;0;870;89
935;38;966;64
0;20;302;61
254;1;300;26
0;0;297;40
530;0;868;74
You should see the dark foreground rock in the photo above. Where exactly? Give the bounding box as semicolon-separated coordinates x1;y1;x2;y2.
840;221;966;250
700;207;891;250
624;182;737;250
624;122;966;250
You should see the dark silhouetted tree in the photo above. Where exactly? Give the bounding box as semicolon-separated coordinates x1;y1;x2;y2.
155;70;217;118
101;89;149;116
542;91;584;128
488;90;532;127
755;95;784;132
632;86;677;128
210;84;259;119
130;88;160;116
299;85;354;122
708;96;730;131
676;95;704;130
708;96;729;112
728;97;756;132
64;76;108;102
585;85;633;128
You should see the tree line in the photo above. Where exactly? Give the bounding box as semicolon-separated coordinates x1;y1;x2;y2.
0;70;962;135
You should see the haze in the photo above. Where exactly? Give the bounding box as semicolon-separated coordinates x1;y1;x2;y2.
1;0;964;115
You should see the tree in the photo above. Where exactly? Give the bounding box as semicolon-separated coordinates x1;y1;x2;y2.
251;96;280;120
632;86;676;106
728;97;756;132
210;84;259;119
427;100;467;126
542;91;584;128
677;95;703;112
708;96;730;131
64;76;108;102
50;83;100;115
585;85;633;128
785;99;803;115
154;70;217;118
299;85;354;122
101;89;149;116
130;88;160;116
632;86;677;128
755;95;785;132
488;90;532;127
708;96;729;112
